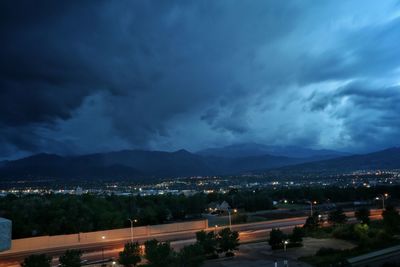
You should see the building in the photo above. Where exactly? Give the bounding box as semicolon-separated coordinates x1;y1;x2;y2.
0;218;11;252
207;201;231;214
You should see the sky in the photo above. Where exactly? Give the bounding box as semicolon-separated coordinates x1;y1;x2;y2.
1;0;400;160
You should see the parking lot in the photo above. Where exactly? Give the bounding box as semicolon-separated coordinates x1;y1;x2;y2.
204;238;356;267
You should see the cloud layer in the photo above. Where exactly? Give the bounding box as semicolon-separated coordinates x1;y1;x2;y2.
1;0;400;159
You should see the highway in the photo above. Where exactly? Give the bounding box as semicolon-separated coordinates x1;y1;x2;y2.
0;209;382;267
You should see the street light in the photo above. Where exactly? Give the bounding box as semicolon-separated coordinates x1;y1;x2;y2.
227;208;237;230
310;201;317;216
284;240;289;252
376;193;389;210
128;218;138;242
101;235;106;260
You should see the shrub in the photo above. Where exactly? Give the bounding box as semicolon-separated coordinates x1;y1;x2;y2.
217;228;240;256
21;254;52;267
332;225;354;241
303;213;321;229
195;230;218;258
355;208;370;225
144;239;175;267
59;250;82;267
289;226;304;244
328;208;347;225
383;205;400;234
225;251;235;257
176;243;205;267
118;242;142;267
269;228;286;250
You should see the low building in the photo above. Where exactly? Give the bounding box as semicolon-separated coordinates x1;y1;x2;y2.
207;201;231;214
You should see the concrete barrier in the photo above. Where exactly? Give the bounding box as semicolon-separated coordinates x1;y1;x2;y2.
0;218;11;252
7;220;207;253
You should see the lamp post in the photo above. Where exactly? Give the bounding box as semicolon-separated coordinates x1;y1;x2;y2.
310;201;317;216
101;236;105;260
128;218;138;242
284;240;289;252
227;209;237;230
376;193;389;211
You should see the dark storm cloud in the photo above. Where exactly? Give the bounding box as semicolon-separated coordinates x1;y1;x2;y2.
298;17;400;85
308;81;400;151
0;0;400;158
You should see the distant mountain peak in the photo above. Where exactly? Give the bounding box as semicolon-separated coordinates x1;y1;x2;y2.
173;149;191;154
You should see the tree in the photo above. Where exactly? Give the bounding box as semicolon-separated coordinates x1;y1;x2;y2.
303;213;321;229
195;230;218;258
355;208;370;225
354;223;370;243
21;254;52;267
289;226;304;244
217;228;240;256
144;239;175;267
175;244;205;267
328;208;347;225
118;242;142;267
59;250;82;267
269;228;285;250
382;205;400;234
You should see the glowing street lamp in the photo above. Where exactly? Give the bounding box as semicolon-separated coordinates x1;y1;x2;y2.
100;236;106;261
228;208;237;230
128;218;138;242
310;201;317;216
376;193;389;210
284;240;289;251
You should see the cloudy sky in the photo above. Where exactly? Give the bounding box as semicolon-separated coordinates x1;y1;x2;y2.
1;0;400;160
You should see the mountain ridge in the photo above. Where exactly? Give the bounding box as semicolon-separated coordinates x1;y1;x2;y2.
0;148;324;180
197;143;349;159
2;146;398;180
267;146;400;174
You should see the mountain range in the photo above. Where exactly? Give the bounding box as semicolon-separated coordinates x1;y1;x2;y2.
197;143;349;159
273;147;400;174
0;149;308;180
0;144;399;180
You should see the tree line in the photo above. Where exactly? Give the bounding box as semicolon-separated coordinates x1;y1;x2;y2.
21;227;240;267
1;185;398;238
0;191;272;238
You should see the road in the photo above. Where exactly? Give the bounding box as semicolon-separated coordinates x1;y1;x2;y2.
0;209;382;267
